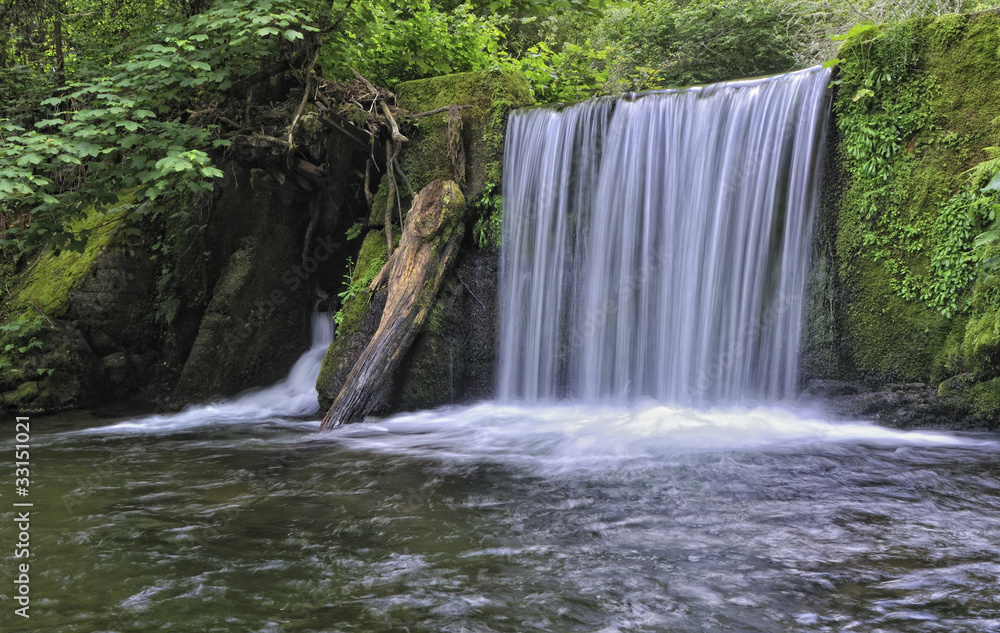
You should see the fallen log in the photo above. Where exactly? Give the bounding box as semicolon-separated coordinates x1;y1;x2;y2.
320;180;466;430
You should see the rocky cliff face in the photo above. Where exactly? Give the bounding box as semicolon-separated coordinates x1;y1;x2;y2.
0;116;367;413
0;69;528;417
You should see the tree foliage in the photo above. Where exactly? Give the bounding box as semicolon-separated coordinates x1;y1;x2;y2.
3;0;1000;258
594;0;798;92
0;0;331;253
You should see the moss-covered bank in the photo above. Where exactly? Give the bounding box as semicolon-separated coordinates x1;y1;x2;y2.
1;119;368;414
0;200;159;411
805;11;1000;427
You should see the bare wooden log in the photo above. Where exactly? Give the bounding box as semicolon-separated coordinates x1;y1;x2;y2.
319;110;370;148
320;180;466;430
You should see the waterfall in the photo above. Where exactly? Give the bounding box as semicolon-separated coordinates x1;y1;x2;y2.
498;67;831;406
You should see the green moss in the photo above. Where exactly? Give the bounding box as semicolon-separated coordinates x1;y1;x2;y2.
2;381;39;406
970;376;1000;417
962;309;1000;378
833;12;1000;384
926;13;967;50
336;230;388;338
12;207;126;317
393;69;531;223
934;316;969;381
840;251;953;381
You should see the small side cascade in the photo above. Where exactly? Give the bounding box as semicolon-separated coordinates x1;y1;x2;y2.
85;310;334;433
498;67;832;406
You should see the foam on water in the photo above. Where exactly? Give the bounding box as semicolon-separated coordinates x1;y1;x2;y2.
80;312;334;434
322;402;993;472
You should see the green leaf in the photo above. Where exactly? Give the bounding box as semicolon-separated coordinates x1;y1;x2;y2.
853;88;875;102
984;172;1000;192
283;29;303;41
15;153;44;167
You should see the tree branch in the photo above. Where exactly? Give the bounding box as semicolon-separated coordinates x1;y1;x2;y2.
287;46;322;146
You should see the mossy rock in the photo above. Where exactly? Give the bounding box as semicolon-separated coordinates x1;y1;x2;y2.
936;373;1000;428
316;290;387;411
335;230;389;339
174;234;310;401
391;250;499;410
11;206;128;318
0;202;149;413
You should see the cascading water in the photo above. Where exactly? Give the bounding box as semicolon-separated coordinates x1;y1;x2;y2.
498;66;832;406
85;310;334;433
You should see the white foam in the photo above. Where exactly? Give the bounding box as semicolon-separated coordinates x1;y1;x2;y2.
321;401;993;471
81;312;333;434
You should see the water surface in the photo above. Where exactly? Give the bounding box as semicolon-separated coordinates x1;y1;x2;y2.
3;403;999;632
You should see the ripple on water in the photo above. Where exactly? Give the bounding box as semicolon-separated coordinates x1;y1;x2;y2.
3;403;999;632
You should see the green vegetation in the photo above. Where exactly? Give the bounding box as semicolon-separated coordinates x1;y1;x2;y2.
333;230;389;338
4;0;1000;415
4;0;999;260
831;12;1000;390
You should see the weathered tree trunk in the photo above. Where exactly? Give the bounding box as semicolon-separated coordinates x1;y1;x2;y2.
320;180;466;430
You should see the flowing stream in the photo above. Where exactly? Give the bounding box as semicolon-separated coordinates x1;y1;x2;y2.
4;69;1000;632
4;402;1000;632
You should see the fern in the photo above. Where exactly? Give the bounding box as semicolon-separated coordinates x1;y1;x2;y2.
975;222;1000;250
968;146;1000;189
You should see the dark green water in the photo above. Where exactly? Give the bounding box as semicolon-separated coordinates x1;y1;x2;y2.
2;403;999;632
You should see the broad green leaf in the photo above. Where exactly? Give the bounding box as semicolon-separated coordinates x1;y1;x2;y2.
15;153;44;167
